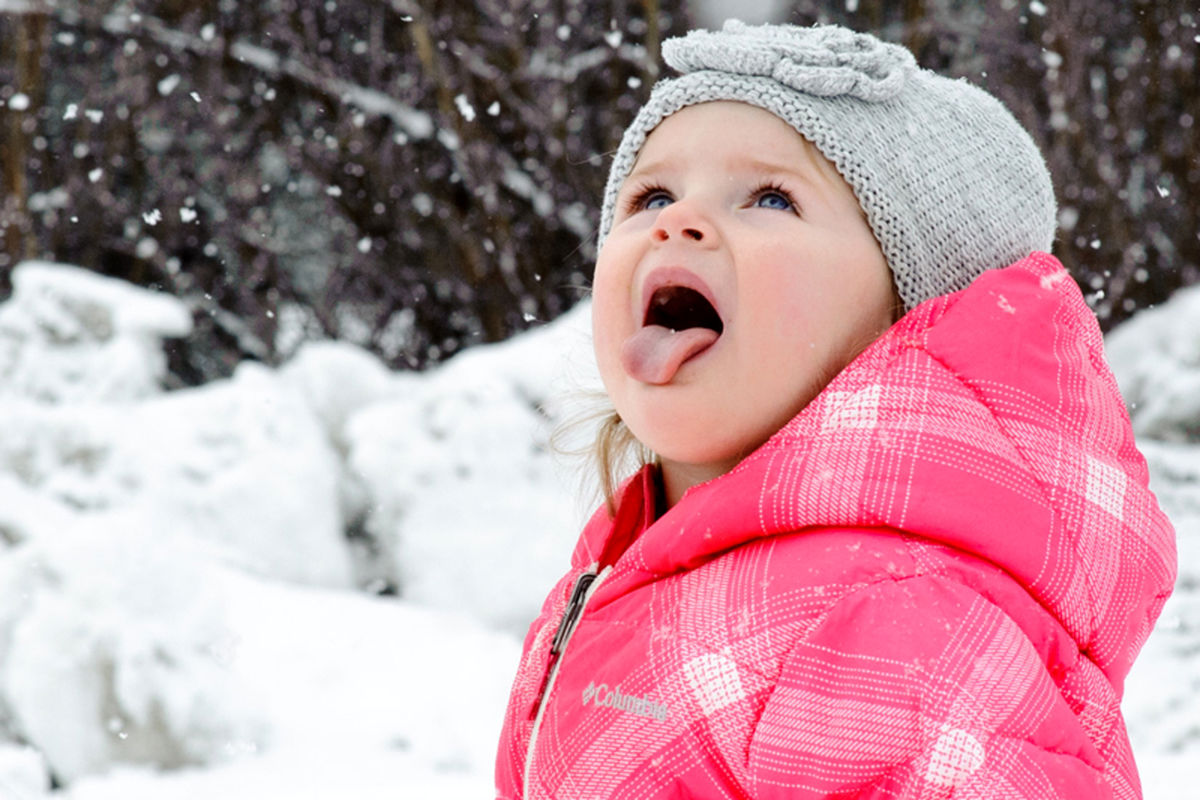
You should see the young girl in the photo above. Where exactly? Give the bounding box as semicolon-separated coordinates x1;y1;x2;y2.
495;21;1176;799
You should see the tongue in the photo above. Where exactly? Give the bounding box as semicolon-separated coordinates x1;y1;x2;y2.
621;325;719;385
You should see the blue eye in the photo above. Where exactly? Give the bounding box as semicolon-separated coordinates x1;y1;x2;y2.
620;184;674;217
644;192;673;211
755;191;792;211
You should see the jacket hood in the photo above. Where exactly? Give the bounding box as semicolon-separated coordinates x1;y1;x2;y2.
578;253;1176;690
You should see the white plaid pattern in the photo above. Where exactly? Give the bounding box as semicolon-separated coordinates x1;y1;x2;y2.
819;384;882;432
683;653;745;717
925;725;986;787
1086;455;1127;520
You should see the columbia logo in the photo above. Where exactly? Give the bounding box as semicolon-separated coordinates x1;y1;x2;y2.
582;681;669;721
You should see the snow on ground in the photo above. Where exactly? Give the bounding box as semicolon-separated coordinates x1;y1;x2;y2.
1108;285;1200;798
55;568;521;800
0;261;1197;798
0;262;593;798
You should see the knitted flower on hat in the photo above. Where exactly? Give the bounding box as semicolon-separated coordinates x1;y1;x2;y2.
599;21;1057;311
665;20;916;102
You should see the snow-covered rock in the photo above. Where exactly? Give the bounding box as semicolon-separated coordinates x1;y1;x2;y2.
0;264;352;588
0;262;191;404
0;528;267;783
130;362;352;587
277;341;401;584
52;568;519;799
279;340;398;448
346;301;599;632
0;742;50;799
1106;282;1200;442
0;525;520;789
0;363;351;587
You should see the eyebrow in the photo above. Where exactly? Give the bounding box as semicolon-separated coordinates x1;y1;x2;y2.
626;152;834;191
737;155;842;191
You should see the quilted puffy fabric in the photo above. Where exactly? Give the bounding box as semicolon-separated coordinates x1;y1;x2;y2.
495;253;1176;799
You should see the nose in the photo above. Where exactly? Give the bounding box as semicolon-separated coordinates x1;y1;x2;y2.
651;200;717;247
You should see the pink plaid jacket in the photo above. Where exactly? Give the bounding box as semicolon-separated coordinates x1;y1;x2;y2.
495;254;1176;799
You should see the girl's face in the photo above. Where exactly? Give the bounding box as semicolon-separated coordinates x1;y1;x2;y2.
593;101;895;507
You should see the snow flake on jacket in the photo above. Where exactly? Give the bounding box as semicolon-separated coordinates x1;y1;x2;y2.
495;253;1177;799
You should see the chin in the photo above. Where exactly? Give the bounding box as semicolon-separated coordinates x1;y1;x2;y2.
646;431;751;474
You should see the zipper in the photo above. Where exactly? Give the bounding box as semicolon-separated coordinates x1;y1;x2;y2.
528;569;596;718
522;564;608;798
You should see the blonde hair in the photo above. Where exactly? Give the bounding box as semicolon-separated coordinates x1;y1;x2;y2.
591;410;653;516
550;392;653;518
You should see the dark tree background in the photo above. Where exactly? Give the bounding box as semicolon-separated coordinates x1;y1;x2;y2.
0;0;1196;384
0;0;688;381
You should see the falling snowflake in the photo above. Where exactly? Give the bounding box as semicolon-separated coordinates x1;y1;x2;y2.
157;74;181;97
455;94;476;122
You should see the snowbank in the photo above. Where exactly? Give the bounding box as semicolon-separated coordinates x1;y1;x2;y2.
0;527;265;783
0;367;351;586
0;261;191;404
346;302;597;632
1106;281;1200;443
0;262;593;788
0;263;351;588
56;569;519;799
0;743;50;800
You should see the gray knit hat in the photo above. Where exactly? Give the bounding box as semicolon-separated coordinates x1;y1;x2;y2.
598;21;1057;310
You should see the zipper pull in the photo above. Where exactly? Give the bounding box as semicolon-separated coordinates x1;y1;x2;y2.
551;571;597;654
529;570;597;719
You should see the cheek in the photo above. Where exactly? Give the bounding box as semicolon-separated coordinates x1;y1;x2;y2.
734;246;890;398
591;259;621;314
737;264;830;345
590;250;632;377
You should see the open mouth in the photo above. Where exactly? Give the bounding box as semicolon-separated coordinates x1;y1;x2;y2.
620;273;724;385
644;286;724;335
